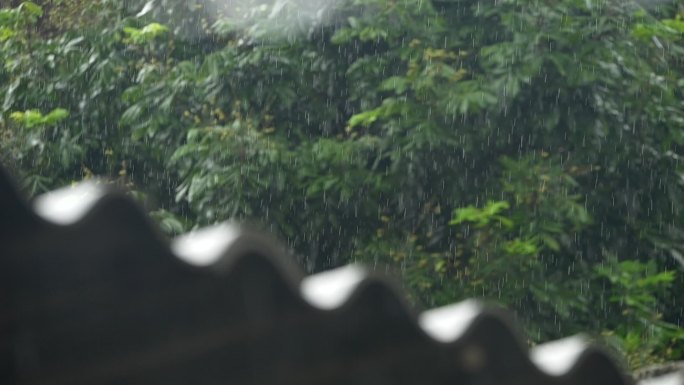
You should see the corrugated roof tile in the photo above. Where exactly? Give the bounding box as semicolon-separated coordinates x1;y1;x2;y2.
0;167;681;385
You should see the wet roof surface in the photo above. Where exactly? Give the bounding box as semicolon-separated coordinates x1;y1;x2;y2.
1;167;682;385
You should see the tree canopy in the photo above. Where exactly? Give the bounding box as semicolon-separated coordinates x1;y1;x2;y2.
2;0;684;368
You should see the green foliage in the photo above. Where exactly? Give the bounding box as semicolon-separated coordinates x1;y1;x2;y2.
0;1;41;41
597;258;684;367
123;23;168;44
450;201;513;229
2;0;684;369
10;108;69;128
149;208;188;235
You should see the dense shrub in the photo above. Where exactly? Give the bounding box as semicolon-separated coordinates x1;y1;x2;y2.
2;0;684;367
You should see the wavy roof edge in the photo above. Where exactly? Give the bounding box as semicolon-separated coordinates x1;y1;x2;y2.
1;167;681;385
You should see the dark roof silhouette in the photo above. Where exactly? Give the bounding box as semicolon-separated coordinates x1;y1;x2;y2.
0;166;682;385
